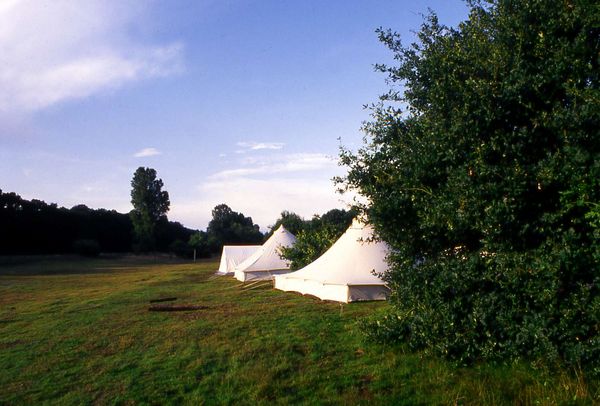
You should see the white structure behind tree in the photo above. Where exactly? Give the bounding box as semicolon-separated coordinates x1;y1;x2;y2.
216;245;261;275
234;225;297;282
274;219;389;303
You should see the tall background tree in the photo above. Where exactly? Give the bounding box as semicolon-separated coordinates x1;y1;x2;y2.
130;167;171;252
340;0;599;373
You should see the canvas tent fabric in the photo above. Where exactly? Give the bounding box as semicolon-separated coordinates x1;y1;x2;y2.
274;219;390;303
216;245;261;275
234;225;297;282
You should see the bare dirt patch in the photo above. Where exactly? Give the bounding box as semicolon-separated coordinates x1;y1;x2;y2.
149;297;178;303
148;304;210;312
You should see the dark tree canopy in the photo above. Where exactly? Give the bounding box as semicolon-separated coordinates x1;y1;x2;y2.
340;1;599;372
315;208;358;234
188;230;211;258
266;211;306;238
0;188;195;256
206;204;263;249
0;189;132;254
130;167;171;252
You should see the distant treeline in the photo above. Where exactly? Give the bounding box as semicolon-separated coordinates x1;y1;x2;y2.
0;189;195;255
0;189;354;260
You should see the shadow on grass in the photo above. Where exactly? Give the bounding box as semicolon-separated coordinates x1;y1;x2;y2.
0;254;202;276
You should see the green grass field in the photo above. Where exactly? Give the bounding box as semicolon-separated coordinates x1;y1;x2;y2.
0;257;597;405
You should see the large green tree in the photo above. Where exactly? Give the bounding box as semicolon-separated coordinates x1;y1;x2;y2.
340;0;599;372
130;167;170;252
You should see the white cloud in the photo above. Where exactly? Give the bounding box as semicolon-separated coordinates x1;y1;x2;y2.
168;151;354;231
171;176;352;231
0;0;183;113
236;141;285;151
210;153;337;179
134;147;161;158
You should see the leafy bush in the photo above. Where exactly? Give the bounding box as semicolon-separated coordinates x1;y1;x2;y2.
340;1;599;374
169;239;192;258
188;231;211;258
72;239;101;257
280;226;341;269
280;209;356;269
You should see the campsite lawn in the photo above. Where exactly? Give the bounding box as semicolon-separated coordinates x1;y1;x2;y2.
0;257;597;405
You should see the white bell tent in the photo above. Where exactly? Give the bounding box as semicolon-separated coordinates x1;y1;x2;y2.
274;219;390;303
216;245;261;275
234;225;297;282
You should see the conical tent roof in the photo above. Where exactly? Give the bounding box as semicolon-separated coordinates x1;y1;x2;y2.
216;245;261;275
234;225;297;282
274;219;390;303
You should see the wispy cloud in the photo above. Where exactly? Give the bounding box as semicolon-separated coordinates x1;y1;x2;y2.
0;1;184;113
236;141;285;151
171;176;352;231
210;153;336;179
167;151;349;230
134;147;161;158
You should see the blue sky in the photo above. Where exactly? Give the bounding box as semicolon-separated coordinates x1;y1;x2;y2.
0;0;469;230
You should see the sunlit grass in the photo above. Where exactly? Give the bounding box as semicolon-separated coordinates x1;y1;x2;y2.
0;256;596;404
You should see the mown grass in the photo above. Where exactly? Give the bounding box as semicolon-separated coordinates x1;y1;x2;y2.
0;256;597;405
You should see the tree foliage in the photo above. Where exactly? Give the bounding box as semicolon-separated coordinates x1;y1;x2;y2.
340;0;599;373
266;211;306;238
0;189;195;255
0;190;132;254
187;231;211;258
130;167;171;252
279;208;356;269
206;204;263;250
72;239;101;257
